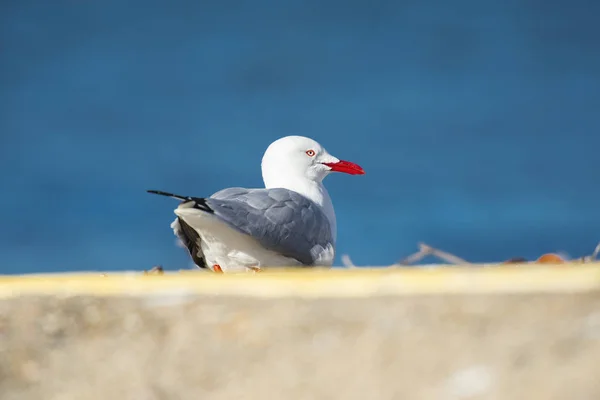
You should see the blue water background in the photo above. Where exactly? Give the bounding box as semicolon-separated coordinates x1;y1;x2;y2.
1;0;599;273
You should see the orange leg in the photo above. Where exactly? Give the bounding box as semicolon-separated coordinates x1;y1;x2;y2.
212;264;224;273
248;266;262;273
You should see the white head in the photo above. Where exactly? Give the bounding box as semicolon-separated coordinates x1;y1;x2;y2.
261;135;365;189
261;135;364;244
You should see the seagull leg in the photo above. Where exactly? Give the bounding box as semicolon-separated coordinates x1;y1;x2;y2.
212;264;224;273
248;266;262;273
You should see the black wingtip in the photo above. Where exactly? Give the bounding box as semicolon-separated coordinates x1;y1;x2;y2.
147;189;169;196
147;190;190;201
148;190;214;214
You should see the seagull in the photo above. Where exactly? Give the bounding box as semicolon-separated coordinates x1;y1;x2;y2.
148;135;365;273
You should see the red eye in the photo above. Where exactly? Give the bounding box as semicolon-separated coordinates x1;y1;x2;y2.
305;149;316;157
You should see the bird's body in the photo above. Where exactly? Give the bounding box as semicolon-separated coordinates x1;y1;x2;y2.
164;187;335;273
149;136;364;273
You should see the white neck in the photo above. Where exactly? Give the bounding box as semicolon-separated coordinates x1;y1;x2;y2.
263;175;337;243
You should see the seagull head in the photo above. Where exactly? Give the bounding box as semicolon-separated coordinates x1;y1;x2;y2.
261;135;365;187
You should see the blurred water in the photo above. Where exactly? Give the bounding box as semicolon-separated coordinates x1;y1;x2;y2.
1;0;598;273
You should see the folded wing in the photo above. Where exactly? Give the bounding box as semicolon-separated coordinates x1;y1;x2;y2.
207;187;334;265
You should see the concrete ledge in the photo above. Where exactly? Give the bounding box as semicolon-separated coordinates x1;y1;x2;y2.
1;265;600;399
2;263;600;298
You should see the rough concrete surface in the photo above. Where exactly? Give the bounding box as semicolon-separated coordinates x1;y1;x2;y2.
1;291;600;400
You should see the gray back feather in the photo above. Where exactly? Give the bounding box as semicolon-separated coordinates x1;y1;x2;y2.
207;187;334;265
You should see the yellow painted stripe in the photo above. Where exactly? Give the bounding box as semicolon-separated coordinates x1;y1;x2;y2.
0;264;599;299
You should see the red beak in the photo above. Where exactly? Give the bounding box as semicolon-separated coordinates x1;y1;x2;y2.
322;160;365;175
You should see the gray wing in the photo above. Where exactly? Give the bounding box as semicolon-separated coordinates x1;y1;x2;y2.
206;188;334;265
